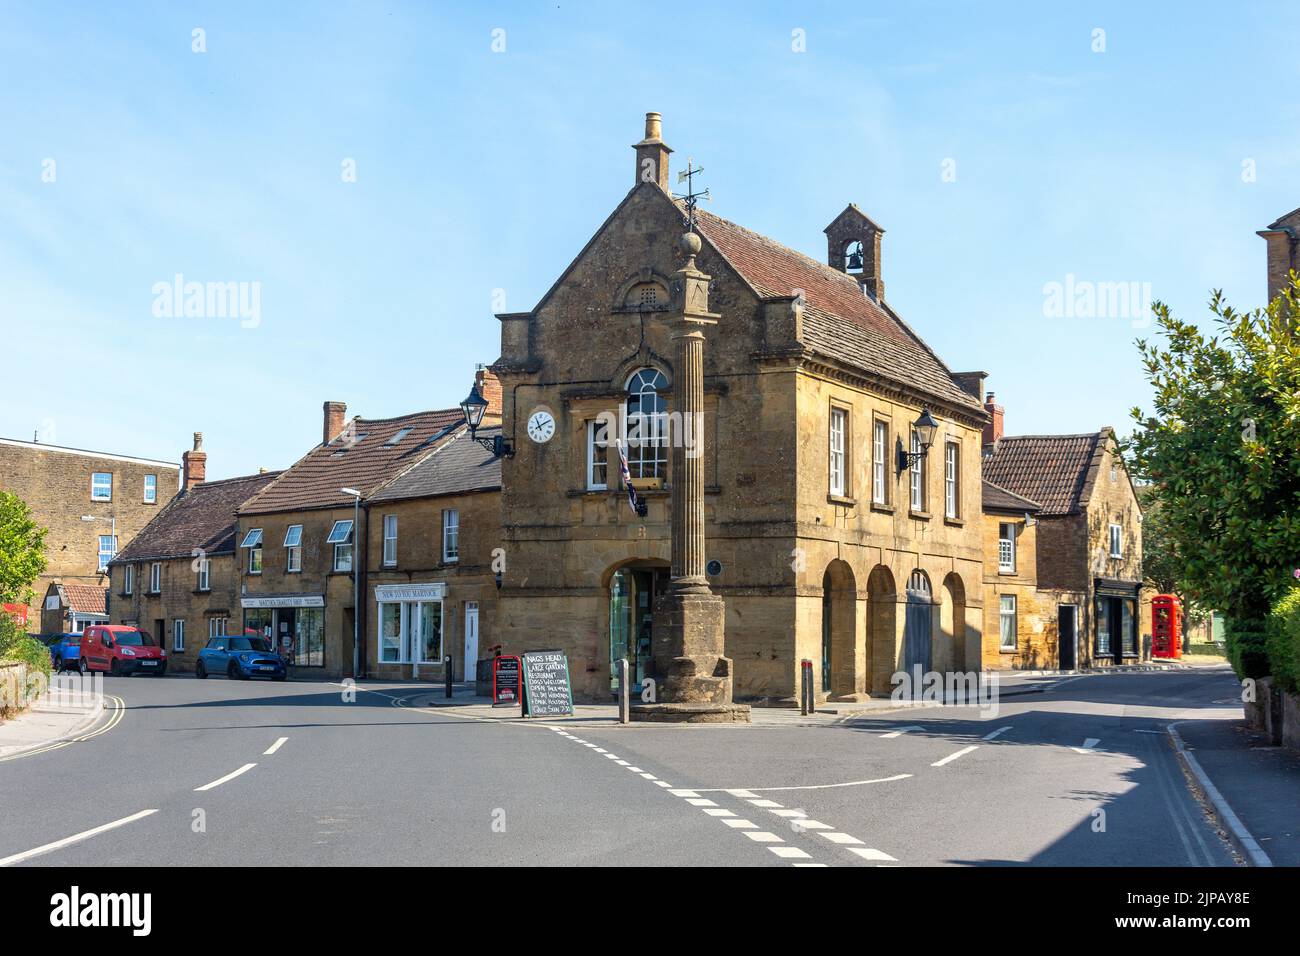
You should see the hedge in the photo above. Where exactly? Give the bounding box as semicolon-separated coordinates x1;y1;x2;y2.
0;612;51;680
1266;590;1300;694
1225;617;1270;681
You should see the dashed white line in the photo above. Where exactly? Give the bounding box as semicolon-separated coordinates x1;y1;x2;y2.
931;745;979;767
0;809;159;867
880;725;924;739
194;762;257;791
264;736;288;755
982;726;1013;741
1072;737;1102;754
743;831;783;843
848;846;898;862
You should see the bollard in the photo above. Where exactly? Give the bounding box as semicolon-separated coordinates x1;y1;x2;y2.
444;655;454;699
799;659;814;715
617;658;630;724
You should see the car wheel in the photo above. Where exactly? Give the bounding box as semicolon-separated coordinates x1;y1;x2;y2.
109;658;120;677
156;665;167;677
196;661;207;679
273;672;287;682
78;657;88;676
227;662;241;680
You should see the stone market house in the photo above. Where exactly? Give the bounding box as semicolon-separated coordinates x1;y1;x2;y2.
0;436;179;630
980;392;1146;668
106;436;280;670
363;426;502;682
234;385;498;680
490;113;989;704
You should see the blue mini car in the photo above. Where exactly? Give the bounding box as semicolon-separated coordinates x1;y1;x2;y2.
41;633;83;673
196;635;287;681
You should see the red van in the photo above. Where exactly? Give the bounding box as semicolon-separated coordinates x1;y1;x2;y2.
79;625;168;676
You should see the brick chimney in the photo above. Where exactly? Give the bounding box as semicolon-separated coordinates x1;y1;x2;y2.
632;111;672;190
323;401;347;445
983;392;1004;447
1257;210;1300;304
182;432;207;491
476;366;503;421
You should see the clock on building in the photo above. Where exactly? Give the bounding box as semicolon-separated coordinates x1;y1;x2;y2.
526;409;556;443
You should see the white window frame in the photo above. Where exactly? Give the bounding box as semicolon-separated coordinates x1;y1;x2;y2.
383;515;398;567
442;509;459;563
944;442;959;519
329;520;354;572
1109;523;1123;558
123;564;133;595
209;617;228;639
998;523;1016;573
829;407;847;497
284;524;302;572
377;599;444;664
909;429;925;511
587;421;609;491
150;562;161;593
143;474;157;504
91;472;112;501
872;420;887;505
173;619;185;653
999;595;1017;651
197;557;210;591
97;534;117;572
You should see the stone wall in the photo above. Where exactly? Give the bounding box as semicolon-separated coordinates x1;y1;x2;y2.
109;553;240;671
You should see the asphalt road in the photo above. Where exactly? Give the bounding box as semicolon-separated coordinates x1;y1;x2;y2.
0;667;1241;867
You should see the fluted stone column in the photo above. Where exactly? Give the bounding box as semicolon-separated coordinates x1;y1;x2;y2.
633;231;749;723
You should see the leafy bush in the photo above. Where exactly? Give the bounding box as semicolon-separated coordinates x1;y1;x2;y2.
0;612;51;680
1225;617;1270;681
1266;591;1300;694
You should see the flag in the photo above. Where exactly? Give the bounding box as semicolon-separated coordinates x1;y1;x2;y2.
616;440;642;517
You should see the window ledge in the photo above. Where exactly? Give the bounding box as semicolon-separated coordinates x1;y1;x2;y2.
999;648;1019;655
869;501;893;514
943;516;964;527
998;569;1018;576
909;509;932;521
827;494;856;507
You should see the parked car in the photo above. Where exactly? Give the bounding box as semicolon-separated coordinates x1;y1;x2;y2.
196;636;286;681
42;633;83;672
79;625;167;676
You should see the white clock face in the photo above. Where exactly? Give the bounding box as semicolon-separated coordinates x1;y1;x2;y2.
526;410;556;443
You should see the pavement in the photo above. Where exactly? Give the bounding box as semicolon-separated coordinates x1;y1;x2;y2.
0;663;1275;867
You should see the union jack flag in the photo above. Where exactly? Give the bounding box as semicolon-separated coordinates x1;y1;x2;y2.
616;440;644;517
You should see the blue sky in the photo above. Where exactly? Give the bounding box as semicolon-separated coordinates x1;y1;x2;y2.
2;1;1297;479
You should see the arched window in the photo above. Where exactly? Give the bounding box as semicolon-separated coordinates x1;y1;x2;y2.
907;569;931;598
844;240;865;274
625;368;668;479
624;281;668;311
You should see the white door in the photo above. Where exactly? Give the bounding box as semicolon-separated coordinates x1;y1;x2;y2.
463;603;479;682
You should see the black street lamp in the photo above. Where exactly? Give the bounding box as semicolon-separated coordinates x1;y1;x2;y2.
459;382;514;458
897;407;939;473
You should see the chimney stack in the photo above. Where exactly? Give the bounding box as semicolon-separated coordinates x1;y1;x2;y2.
182;432;207;491
632;111;672;190
1257;214;1299;305
983;392;1004;447
323;401;347;445
475;365;503;421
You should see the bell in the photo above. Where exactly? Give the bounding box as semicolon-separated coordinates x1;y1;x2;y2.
846;249;864;271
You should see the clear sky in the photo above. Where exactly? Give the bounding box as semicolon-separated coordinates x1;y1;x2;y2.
2;1;1296;479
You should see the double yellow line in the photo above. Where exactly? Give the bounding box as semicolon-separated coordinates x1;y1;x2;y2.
0;694;125;763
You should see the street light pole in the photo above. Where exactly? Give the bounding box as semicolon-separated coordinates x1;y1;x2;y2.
341;488;362;680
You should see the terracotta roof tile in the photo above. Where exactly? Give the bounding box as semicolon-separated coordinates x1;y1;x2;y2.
59;584;107;616
981;479;1043;513
113;471;281;563
981;433;1106;516
370;427;502;502
238;408;465;515
692;208;981;411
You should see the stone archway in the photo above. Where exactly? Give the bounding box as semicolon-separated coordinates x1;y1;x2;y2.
938;573;967;674
866;565;897;695
820;560;857;698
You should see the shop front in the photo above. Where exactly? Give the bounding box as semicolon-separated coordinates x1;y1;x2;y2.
1094;579;1141;665
373;583;446;678
241;594;326;669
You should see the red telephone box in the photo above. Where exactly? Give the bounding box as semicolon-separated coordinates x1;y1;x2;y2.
1151;594;1182;659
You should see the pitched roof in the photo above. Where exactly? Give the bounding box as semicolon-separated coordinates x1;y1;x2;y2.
982;479;1043;514
691;207;982;412
237;408;465;515
370;427;502;503
58;584;107;616
981;431;1108;516
113;471;281;563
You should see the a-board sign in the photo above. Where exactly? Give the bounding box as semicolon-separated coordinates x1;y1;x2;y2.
492;655;521;706
521;649;574;717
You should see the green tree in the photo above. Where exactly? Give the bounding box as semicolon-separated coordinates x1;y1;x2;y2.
0;491;47;607
1125;276;1300;672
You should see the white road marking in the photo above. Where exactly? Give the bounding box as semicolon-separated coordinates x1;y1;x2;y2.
695;773;910;793
932;745;979;767
793;862;829;867
686;798;717;807
669;789;699;797
654;781;673;788
0;809;159;867
1072;738;1102;754
982;726;1013;741
725;789;759;798
263;737;288;755
743;831;783;843
880;725;924;739
820;832;865;846
639;773;657;779
194;762;257;791
770;846;811;859
626;766;642;772
704;808;734;817
723;818;758;829
747;798;783;808
791;820;833;830
849;847;898;862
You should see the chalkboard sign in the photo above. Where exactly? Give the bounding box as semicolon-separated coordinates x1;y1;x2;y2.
492;655;521;706
522;649;574;717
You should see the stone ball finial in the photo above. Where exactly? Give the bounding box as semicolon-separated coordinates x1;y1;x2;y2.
678;231;702;259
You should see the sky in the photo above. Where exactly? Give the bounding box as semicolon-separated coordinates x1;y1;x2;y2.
2;1;1297;480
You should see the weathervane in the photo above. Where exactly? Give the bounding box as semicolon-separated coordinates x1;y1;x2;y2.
673;156;710;233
